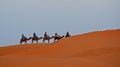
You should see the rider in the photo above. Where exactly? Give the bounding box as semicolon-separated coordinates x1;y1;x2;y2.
65;32;70;37
44;32;47;36
55;33;60;37
33;32;38;38
22;34;26;39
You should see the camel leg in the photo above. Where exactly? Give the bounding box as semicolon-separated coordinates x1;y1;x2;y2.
32;40;34;43
25;41;27;44
20;39;23;45
54;38;55;42
36;40;38;43
20;41;23;45
20;41;22;45
43;39;45;43
48;39;50;43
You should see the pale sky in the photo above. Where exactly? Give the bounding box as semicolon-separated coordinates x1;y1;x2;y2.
0;0;120;46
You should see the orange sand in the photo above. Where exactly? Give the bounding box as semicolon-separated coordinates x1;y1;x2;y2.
0;29;120;67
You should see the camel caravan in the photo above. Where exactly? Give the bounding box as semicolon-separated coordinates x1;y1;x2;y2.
20;32;71;44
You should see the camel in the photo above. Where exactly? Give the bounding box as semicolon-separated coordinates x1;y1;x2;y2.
52;35;64;42
31;32;42;43
43;32;53;43
20;37;32;44
32;36;42;43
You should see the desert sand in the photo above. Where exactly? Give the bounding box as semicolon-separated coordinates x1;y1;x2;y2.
0;29;120;67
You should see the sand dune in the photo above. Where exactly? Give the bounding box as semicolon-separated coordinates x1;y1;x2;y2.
0;29;120;67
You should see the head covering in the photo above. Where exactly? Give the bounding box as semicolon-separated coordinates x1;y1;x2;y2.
55;33;57;35
33;32;35;35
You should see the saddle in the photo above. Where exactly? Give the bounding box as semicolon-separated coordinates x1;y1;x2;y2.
44;35;50;39
33;36;38;39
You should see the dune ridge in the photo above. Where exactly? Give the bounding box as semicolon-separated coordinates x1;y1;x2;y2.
0;29;120;67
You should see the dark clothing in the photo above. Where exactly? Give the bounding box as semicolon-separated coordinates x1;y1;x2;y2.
66;32;70;37
22;34;26;39
33;33;38;39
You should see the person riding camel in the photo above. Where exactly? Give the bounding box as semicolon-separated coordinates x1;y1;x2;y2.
65;32;71;37
55;33;60;37
44;32;48;39
33;32;38;39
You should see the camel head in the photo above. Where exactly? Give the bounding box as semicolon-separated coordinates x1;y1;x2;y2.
50;36;54;39
62;35;64;37
39;37;43;39
29;37;32;39
52;36;55;38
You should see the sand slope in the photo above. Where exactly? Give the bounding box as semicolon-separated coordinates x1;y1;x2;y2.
0;29;120;67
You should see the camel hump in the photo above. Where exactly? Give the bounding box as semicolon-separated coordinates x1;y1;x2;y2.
56;35;61;37
46;35;50;38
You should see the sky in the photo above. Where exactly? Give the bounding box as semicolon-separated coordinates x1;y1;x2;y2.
0;0;120;46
